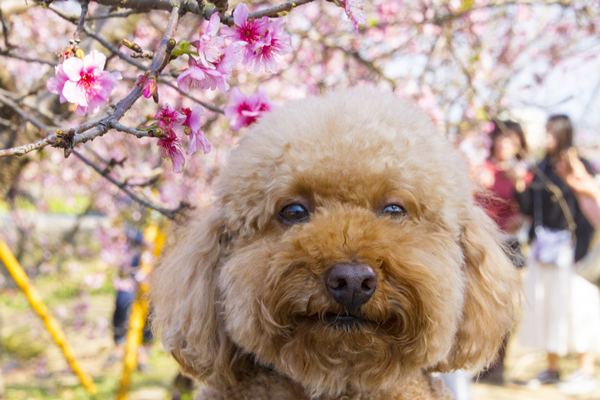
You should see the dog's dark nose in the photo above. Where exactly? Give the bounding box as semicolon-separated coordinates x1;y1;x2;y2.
324;264;377;309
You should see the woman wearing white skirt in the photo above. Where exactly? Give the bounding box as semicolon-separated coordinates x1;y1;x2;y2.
515;115;600;394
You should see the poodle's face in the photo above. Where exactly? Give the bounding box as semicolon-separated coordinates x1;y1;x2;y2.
152;89;520;397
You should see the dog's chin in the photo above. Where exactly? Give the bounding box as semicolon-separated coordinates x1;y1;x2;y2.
267;313;414;397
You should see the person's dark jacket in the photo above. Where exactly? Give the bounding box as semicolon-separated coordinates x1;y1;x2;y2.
515;157;595;262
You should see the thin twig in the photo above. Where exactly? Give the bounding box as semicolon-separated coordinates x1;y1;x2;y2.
71;0;201;15
0;4;180;158
0;7;11;50
110;121;163;138
49;6;149;72
73;150;185;220
123;39;155;59
74;0;89;42
73;108;116;134
160;79;224;113
86;10;142;20
221;0;316;25
0;51;58;66
0;91;52;133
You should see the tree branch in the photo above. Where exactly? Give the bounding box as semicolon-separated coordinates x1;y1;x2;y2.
0;50;58;66
221;0;316;25
86;10;143;20
110;121;163;138
49;6;150;72
0;6;12;50
74;0;89;42
160;79;224;113
0;91;52;133
79;0;201;15
73;150;188;220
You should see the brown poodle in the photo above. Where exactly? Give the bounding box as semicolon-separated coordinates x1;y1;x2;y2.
150;88;521;400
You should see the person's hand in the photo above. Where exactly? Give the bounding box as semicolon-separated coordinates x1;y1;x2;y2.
555;148;600;200
476;167;495;189
506;162;528;192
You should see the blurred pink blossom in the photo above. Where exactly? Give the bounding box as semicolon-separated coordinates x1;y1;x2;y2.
224;86;273;131
212;42;245;92
246;19;292;73
83;272;106;290
182;106;211;155
341;0;366;34
482;121;495;134
516;4;531;22
158;131;185;173
113;276;135;292
221;3;290;73
48;50;121;115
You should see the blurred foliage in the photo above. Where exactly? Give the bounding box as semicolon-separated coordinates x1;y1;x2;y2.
2;327;47;360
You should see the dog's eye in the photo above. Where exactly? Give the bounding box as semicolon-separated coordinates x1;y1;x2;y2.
279;204;309;223
382;204;407;218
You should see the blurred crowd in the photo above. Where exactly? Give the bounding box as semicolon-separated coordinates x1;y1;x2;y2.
441;114;600;399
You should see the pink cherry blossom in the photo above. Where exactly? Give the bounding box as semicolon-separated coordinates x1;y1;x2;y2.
157;131;185;173
56;50;122;115
246;19;292;73
176;57;222;94
221;3;270;66
221;3;268;47
182;105;211;155
136;73;158;99
340;0;366;34
193;13;226;67
155;103;185;131
178;43;244;95
212;42;245;93
224;86;273;131
46;64;69;103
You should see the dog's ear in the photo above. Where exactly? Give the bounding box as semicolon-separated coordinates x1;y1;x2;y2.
437;205;520;372
150;208;240;384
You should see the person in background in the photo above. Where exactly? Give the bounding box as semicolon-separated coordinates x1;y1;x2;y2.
475;120;530;384
555;149;600;225
104;229;153;371
478;120;529;265
514;115;600;394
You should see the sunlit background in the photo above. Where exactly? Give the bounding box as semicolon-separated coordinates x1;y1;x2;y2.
0;0;599;399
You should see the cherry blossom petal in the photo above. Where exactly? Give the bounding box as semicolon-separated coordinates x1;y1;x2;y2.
63;80;88;106
62;56;84;81
233;3;249;27
83;49;106;73
206;12;220;36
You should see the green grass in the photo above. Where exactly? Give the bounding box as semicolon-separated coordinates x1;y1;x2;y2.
2;256;185;400
0;195;91;215
47;196;91;215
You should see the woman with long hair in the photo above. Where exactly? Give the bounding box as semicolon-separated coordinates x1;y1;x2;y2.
515;115;600;394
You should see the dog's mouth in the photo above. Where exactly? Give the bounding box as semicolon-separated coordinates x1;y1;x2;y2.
322;312;374;330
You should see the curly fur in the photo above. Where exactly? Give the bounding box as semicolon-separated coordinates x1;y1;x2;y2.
150;88;521;400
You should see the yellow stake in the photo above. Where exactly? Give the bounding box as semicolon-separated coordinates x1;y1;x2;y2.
116;225;165;400
0;239;97;394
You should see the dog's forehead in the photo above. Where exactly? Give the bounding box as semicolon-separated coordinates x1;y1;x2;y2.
219;89;472;215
